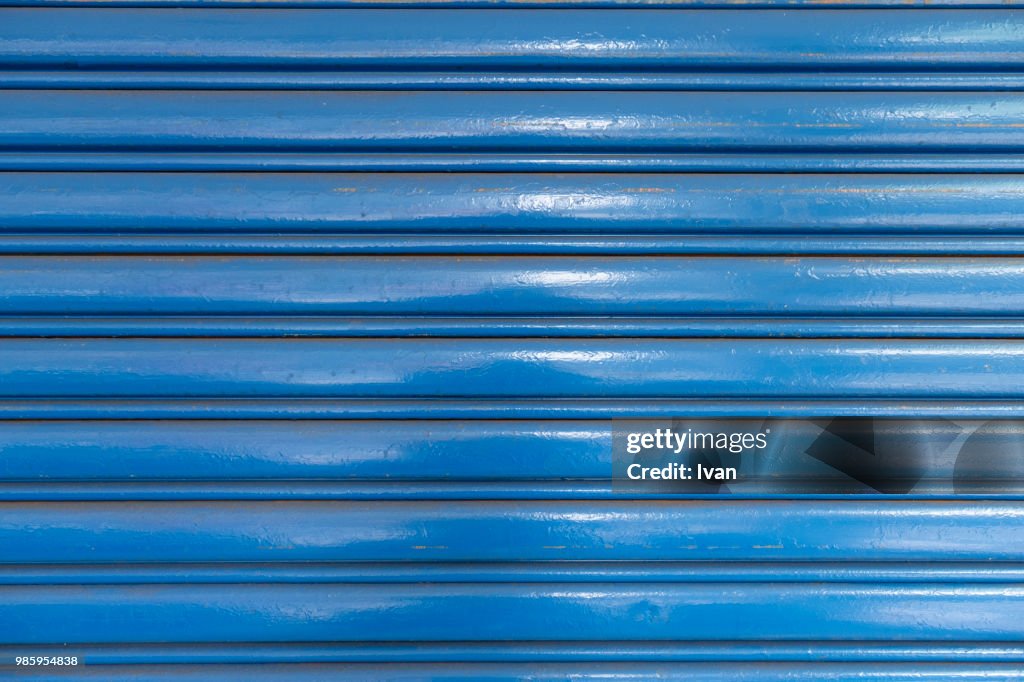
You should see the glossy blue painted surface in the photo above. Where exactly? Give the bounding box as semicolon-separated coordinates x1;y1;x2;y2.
14;71;1024;91
4;583;1024;643
4;10;1024;70
8;0;1024;6
2;500;1021;562
10;151;1024;172
0;338;1018;398
9;235;1024;256
7;562;1024;585
3;316;1024;337
8;662;1024;681
6;642;1024;664
8;482;1024;501
5;92;1024;152
0;256;1022;315
6;173;1024;234
0;418;1012;500
0;421;609;480
3;3;1024;675
1;399;1023;420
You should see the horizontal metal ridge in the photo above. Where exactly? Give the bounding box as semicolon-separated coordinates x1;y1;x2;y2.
5;91;1024;153
2;316;1024;337
3;500;1023;562
1;642;1024;667
7;152;1024;172
0;480;668;500
13;71;1024;91
1;256;1023;316
4;10;1024;71
0;420;613;480
0;338;1019;398
5;481;1022;501
7;173;1024;235
0;419;1017;498
5;641;1024;664
6;562;1024;584
0;662;1022;680
5;583;1024;642
10;235;1024;256
0;399;1022;419
6;0;1024;7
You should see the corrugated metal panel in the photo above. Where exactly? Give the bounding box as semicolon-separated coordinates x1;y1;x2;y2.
2;4;1023;680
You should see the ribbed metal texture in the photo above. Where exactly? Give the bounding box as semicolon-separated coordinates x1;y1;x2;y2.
2;4;1023;680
